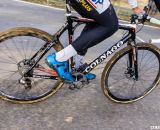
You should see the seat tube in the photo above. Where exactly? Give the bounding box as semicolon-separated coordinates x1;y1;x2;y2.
66;0;75;68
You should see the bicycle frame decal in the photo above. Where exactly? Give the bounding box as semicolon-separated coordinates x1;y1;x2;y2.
84;35;131;73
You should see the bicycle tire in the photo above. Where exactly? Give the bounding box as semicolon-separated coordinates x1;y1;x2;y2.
0;27;64;103
101;43;160;103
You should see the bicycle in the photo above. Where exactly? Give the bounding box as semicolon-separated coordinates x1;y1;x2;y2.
0;1;159;104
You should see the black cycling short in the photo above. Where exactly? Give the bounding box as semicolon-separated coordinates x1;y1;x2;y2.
70;0;112;26
69;1;119;55
72;5;118;55
153;0;160;12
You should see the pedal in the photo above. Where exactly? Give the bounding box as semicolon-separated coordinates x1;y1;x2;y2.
68;72;89;90
68;84;76;90
68;81;88;90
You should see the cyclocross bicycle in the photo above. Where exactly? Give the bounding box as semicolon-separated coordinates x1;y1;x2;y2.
0;1;159;103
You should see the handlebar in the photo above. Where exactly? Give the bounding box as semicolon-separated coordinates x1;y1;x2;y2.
131;5;160;26
131;13;160;44
148;16;160;25
131;13;160;26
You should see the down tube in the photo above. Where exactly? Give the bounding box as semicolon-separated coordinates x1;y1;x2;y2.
83;34;132;74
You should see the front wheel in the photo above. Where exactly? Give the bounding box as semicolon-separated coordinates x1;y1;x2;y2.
0;27;64;103
101;43;160;103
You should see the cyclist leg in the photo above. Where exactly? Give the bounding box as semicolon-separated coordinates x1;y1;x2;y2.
46;4;118;82
153;0;160;12
72;22;118;55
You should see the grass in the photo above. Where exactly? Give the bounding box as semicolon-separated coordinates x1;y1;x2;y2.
24;0;65;8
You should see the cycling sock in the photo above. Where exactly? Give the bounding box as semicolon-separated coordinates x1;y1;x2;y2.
73;54;84;69
55;44;77;62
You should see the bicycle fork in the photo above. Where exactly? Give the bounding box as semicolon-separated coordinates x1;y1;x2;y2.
127;43;139;81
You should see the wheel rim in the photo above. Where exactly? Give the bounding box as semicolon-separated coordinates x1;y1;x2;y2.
0;35;60;101
105;47;160;101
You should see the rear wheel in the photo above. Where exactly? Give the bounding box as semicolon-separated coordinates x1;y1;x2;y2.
101;43;160;103
0;27;64;103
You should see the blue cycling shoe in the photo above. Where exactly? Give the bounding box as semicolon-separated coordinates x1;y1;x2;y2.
77;63;96;80
46;53;74;82
46;53;96;82
85;73;96;80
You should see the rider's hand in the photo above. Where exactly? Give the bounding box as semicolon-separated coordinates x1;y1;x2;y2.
132;6;145;14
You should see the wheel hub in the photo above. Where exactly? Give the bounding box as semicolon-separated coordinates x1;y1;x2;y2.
125;68;135;80
17;59;31;76
17;59;34;87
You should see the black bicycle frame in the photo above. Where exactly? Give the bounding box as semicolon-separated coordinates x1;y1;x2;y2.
26;2;138;80
55;15;137;74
